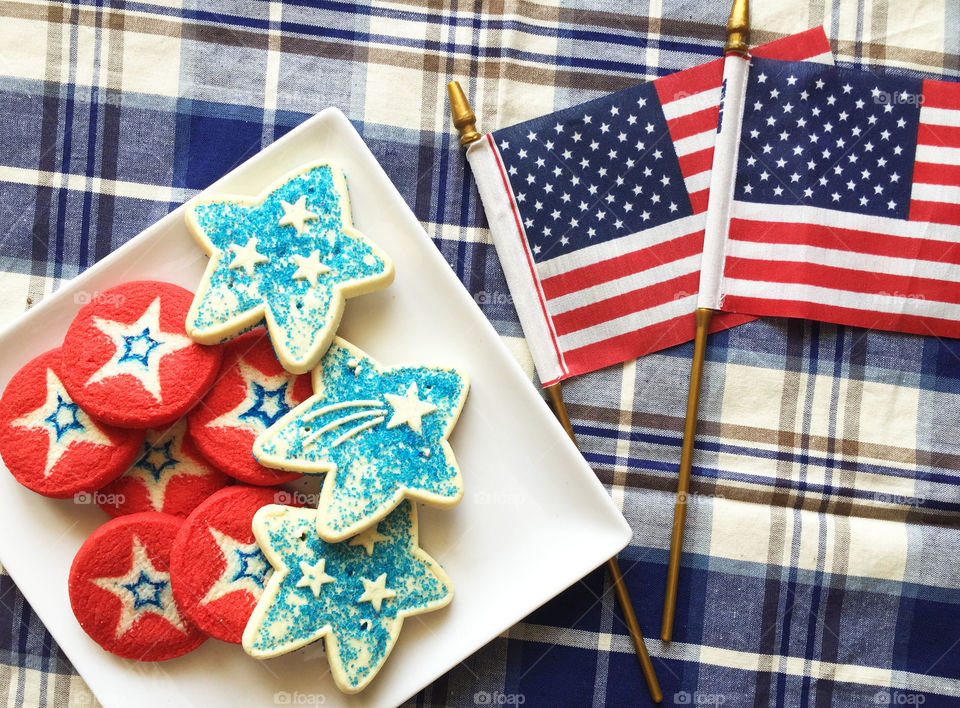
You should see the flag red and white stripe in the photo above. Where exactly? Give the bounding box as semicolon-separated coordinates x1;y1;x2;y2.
910;79;960;226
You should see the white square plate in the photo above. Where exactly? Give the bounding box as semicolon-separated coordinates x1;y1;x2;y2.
0;108;631;708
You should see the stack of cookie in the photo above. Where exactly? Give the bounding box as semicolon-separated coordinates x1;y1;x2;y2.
0;163;469;694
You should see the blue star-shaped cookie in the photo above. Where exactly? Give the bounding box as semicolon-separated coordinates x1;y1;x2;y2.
253;338;469;541
242;501;452;694
185;163;394;374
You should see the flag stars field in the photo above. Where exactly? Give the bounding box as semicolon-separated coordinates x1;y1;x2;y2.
735;57;920;218
495;80;691;261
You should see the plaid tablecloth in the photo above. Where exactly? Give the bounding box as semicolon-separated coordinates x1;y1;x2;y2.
2;1;960;706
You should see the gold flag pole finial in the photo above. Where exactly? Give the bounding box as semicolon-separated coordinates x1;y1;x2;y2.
724;0;750;54
447;81;482;146
660;0;750;644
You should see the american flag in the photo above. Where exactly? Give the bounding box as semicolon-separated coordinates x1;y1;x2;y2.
467;28;832;384
718;57;960;337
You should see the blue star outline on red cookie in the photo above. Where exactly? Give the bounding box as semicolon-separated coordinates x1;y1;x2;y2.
240;381;291;428
118;328;161;368
122;570;167;611
44;394;84;441
137;438;178;482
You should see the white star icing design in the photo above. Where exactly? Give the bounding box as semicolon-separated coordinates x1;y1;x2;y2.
123;420;215;511
205;361;301;433
291;251;331;286
278;196;318;234
10;369;112;477
357;573;396;612
296;558;336;598
229;238;269;276
87;298;193;402
348;526;388;555
200;527;272;605
90;538;186;638
384;382;437;434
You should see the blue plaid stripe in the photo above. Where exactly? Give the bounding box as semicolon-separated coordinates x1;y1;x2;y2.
2;1;960;707
0;568;79;707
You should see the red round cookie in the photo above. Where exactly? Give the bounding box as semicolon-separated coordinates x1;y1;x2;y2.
188;330;310;485
97;418;231;518
69;512;207;661
169;485;293;643
60;281;222;429
0;348;144;498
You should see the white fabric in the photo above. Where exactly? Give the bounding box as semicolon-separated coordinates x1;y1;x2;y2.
729;201;960;241
697;54;751;311
466;138;566;383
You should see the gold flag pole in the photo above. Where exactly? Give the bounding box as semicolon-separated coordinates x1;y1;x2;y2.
545;382;662;704
447;81;662;704
660;0;749;643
